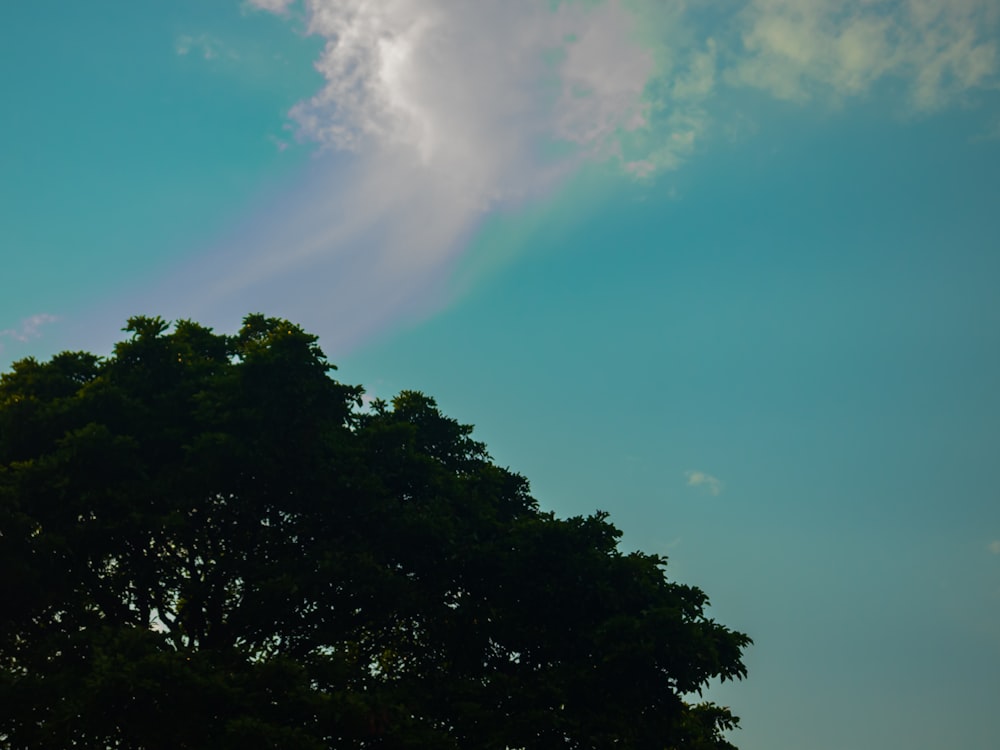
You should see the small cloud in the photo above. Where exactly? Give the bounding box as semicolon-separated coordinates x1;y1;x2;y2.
246;0;296;13
971;117;1000;143
0;313;58;352
989;540;1000;555
174;34;236;62
685;470;724;496
663;536;682;551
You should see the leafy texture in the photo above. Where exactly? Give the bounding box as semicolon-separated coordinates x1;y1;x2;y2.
0;315;750;749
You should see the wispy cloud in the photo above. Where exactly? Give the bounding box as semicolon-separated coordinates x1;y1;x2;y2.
686;470;724;496
186;0;999;350
989;540;1000;555
199;0;660;350
0;314;58;352
972;116;1000;142
730;0;998;111
246;0;295;13
175;33;239;62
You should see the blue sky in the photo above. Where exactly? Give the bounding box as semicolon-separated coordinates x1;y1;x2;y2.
3;1;1000;748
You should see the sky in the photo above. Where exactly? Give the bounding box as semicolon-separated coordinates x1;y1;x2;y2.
3;1;1000;747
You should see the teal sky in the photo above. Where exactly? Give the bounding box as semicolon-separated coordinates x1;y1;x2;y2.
3;2;1000;748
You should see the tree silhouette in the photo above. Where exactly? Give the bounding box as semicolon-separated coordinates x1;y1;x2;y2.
0;315;750;749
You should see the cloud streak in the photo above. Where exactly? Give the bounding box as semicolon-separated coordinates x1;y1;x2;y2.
0;314;58;352
193;0;999;351
202;0;660;350
686;470;724;497
175;33;237;61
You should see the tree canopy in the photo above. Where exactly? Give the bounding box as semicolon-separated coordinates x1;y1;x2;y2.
0;315;750;749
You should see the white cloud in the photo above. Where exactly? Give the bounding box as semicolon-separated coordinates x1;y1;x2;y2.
286;1;654;169
0;314;58;352
197;0;661;350
184;0;998;351
686;470;724;496
175;33;237;61
989;540;1000;555
729;0;999;111
246;0;296;13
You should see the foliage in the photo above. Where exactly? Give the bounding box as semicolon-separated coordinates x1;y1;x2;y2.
0;315;750;749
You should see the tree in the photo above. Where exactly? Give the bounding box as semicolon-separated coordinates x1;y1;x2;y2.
0;315;750;749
